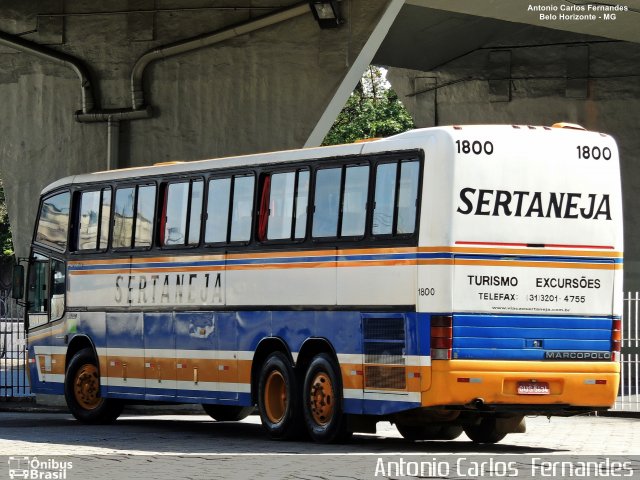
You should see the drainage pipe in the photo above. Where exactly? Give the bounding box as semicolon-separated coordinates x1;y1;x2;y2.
0;30;95;113
130;1;311;110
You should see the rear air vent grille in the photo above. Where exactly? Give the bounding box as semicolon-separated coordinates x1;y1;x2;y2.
363;316;406;390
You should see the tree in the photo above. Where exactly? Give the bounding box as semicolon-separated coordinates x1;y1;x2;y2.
323;66;414;146
0;176;14;257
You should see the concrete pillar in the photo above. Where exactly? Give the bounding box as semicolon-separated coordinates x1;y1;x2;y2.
0;0;402;258
387;39;640;288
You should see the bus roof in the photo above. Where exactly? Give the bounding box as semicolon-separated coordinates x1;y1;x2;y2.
41;125;610;195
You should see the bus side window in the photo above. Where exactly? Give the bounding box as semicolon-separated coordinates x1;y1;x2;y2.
164;182;189;246
267;172;295;240
163;180;204;246
260;169;309;242
78;190;101;250
372;163;397;235
341;165;369;237
205;177;231;243
112;184;156;249
397;161;420;234
78;188;111;251
312;168;342;238
294;171;309;239
372;159;420;236
134;185;156;247
230;175;255;242
113;187;135;248
188;180;203;245
99;189;112;249
35;191;71;251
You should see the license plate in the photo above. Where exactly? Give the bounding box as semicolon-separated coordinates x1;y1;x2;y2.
517;381;550;395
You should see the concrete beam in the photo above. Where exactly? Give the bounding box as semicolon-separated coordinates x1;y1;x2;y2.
407;0;640;43
0;0;397;257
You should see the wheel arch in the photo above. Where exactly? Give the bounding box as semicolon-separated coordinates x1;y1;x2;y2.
295;337;339;379
65;335;99;373
251;337;293;404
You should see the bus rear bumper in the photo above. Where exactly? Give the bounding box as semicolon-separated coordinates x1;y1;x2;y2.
423;360;619;411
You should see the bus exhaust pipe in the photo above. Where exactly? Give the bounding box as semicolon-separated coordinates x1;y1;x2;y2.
467;398;485;409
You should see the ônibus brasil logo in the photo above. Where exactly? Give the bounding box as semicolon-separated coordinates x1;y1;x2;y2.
7;457;72;480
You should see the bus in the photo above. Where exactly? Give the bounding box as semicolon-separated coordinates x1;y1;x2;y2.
14;124;622;444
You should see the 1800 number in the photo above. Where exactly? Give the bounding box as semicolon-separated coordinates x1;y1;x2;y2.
576;145;611;160
456;140;494;155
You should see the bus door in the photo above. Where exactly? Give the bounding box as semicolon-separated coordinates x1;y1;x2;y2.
144;312;177;401
26;253;67;392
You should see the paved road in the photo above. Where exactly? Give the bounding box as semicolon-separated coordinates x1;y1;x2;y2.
0;411;638;479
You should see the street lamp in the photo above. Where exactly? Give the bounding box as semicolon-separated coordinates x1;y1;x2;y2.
309;0;343;28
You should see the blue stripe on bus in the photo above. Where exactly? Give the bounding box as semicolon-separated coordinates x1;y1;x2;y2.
451;254;619;264
455;337;611;350
451;313;612;361
67;251;621;272
453;349;552;361
87;310;423;357
453;314;613;329
453;326;611;340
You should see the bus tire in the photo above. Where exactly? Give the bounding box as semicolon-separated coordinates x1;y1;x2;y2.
302;353;352;443
463;417;507;444
257;351;302;440
64;348;123;424
396;423;463;441
202;404;254;422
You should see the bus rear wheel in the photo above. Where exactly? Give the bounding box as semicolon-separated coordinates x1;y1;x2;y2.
463;417;508;444
302;353;352;443
202;404;254;422
257;351;302;440
64;348;123;424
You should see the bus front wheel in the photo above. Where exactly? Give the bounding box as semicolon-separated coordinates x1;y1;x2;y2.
64;348;123;424
257;351;302;440
302;353;352;443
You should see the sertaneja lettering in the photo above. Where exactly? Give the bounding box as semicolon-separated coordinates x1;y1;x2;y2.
457;188;611;220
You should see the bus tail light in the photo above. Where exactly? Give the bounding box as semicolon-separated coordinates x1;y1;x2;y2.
611;318;622;361
431;315;453;360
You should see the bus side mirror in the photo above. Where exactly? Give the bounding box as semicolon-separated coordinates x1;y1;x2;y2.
11;264;24;300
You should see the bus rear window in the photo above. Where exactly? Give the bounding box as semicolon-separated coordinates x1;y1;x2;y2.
35;191;71;250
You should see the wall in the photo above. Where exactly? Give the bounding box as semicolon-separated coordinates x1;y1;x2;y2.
0;0;394;257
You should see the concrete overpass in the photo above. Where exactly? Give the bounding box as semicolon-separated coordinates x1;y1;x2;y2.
1;0;639;286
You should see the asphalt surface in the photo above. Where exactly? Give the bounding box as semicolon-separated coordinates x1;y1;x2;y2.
0;411;639;479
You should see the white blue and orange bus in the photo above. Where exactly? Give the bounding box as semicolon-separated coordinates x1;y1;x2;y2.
14;124;623;443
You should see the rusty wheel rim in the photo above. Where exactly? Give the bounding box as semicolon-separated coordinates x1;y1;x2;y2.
74;364;102;410
264;370;287;424
309;372;334;426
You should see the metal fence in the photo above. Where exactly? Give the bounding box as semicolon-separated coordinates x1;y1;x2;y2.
0;288;639;408
0;289;30;399
614;291;640;411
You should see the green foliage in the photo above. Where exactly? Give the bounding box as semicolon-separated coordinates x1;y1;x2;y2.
323;66;415;146
0;176;14;257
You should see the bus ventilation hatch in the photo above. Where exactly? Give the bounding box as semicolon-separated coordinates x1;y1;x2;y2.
362;316;407;390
